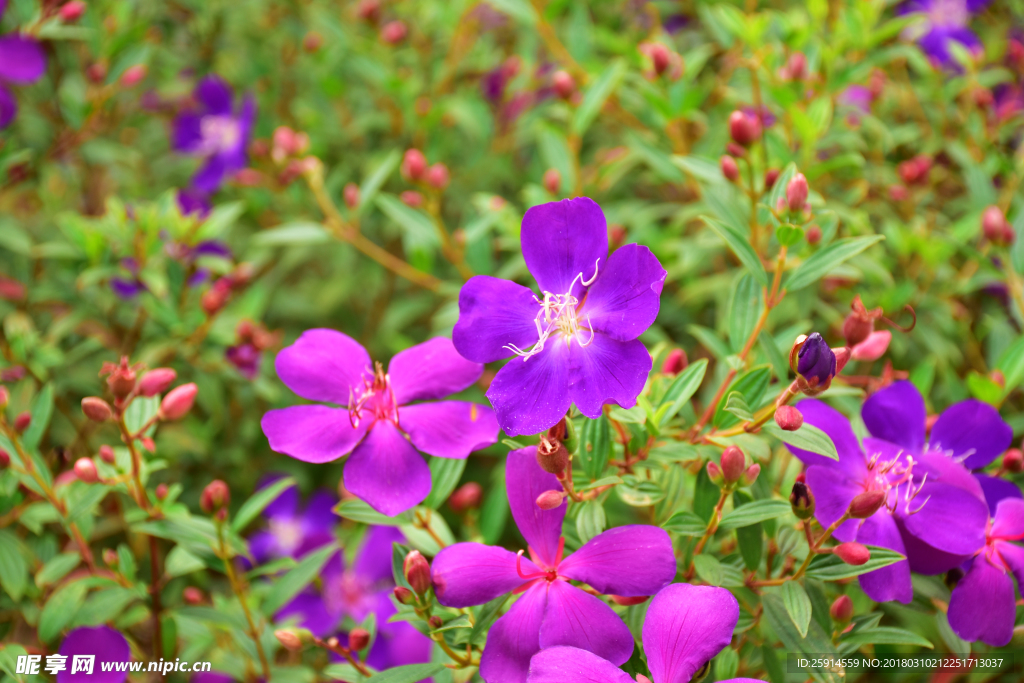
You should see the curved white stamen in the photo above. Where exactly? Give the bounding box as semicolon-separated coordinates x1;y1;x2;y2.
503;265;600;361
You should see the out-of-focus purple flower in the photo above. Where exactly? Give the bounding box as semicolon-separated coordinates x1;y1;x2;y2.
431;447;676;683
482;58;521;104
191;673;235;683
993;83;1024;121
839;84;873;115
111;258;146;299
172;76;255;194
899;0;986;68
226;342;262;379
261;333;499;516
176;187;213;219
742;104;776;128
0;6;47;130
783;381;993;604
58;626;131;683
947;498;1024;646
248;477;337;562
663;14;690;34
453;198;665;436
528;584;761;683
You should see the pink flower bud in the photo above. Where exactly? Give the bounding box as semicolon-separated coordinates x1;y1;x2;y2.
661;348;688;376
138;368;177;397
1003;448;1023;473
742;463;760;486
636;676;653;683
428;616;443;629
642;42;671;76
0;386;7;407
848;489;885;519
726;142;747;158
401;149;427;180
403;550;431;594
400;190;423;208
380;20;407;44
774;405;804;431
0;449;10;467
536;490;565;510
59;1;86;23
357;0;381;21
276;629;303;651
982;205;1007;242
82;397;113;422
99;445;116;464
155;483;169;500
706;460;724;486
159;383;197;421
13;411;31;433
425;163;450;189
348;628;370;651
105;357;137;398
303;31;323;53
805;224;821;244
448;482;483;513
120;64;147;88
729;110;761;146
786;173;809;212
200;479;230;513
720;446;746;483
183;587;204;605
830;595;853;623
103;548;118;566
552;70;575;99
74;457;99;483
609;224;627;247
851;330;891;362
394;586;415;604
764;168;780;190
833;542;870;566
720;155;739;182
343;183;360;209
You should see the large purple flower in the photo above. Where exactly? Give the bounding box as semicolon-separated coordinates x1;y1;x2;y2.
528;584;762;683
0;4;47;130
430;447;677;683
783;381;992;604
899;0;989;68
172;76;255;194
248;477;337;563
947;498;1024;646
261;332;499;516
57;626;131;683
453;198;666;436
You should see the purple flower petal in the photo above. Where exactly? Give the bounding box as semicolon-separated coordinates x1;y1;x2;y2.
400;401;498;459
277;589;339;637
914;451;984;499
275;329;372;404
991;497;1024;539
248;530;279;564
0;84;16;129
506;447;566;567
976;474;1024;517
432;543;533;607
0;35;47;84
172;112;204;154
996;540;1024;588
193;240;233;259
487;343;571;437
176;187;212;218
388;337;483;404
788;400;868;476
58;626;131;683
897;482;988;555
948;556;1016;646
581;244;666;341
195;75;234;115
367;597;434;672
302;489;340;531
558;526;676;596
919;26;981;68
479;583;548;683
928;399;1012;470
521;198;608;297
804;465;863;542
191;154;229;193
539;581;634;665
854;513;912;604
453;275;541;364
192;673;235;683
527;646;634;683
260;476;300;519
353;526;406;585
861;381;925;452
899;526;968;575
262;406;367;464
642;584;738;683
110;277;144;299
568;335;651;419
343;421;431;516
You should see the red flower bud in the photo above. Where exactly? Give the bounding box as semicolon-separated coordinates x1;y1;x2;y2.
720;155;739;182
764;168;780;190
86;62;107;84
343;183;361;209
0;386;7;407
303;31;323;53
404;550;432;595
13;411;31;433
276;629;303;651
401;149;427;181
380;20;407;44
120;64;147;88
706;460;724;486
394;586;415;604
609;224;627;248
720;446;746;483
898;155;931;186
889;184;909;202
425;163;450;189
743;463;760;486
200;479;230;514
74;457;99;483
536;489;565;510
59;1;86;23
661;348;688;376
543;168;561;195
645;42;671;76
833;542;870;566
848;489;885;519
82;397;113;423
428;616;444;629
348;628;370;651
99;445;116;464
552;70;575;99
805;224;821;245
105;357;137;398
786;173;809;212
830;595;853;623
138;368;177;397
728;110;761;146
774;405;804;431
0;449;9;467
982;205;1008;242
183;587;205;605
536;437;569;474
400;190;423;208
1003;448;1024;473
155;483;169;500
448;482;483;513
784;52;807;80
356;0;381;22
103;548;118;566
159;383;198;421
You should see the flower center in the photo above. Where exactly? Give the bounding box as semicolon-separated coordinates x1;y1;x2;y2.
505;261;600;361
514;537;566;586
269;517;304;555
927;0;968;28
348;362;398;428
199;114;242;155
865;449;929;515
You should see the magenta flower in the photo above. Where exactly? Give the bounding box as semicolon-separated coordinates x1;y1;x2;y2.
58;626;131;683
261;332;499;516
430;447;676;683
0;3;47;130
899;0;989;68
783;381;992;604
947;498;1024;646
528;584;762;683
247;477;337;562
172;75;255;194
453;198;666;436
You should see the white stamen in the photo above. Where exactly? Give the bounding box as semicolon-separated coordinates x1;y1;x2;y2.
504;262;601;361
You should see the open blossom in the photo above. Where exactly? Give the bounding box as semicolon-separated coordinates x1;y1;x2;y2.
430;447;676;683
58;626;130;683
899;0;989;68
0;3;47;130
261;332;499;516
947;498;1024;646
172;75;255;194
453;198;666;436
528;584;763;683
783;381;991;604
248;477;337;562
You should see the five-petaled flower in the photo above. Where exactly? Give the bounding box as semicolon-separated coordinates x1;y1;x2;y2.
453;198;666;436
430;447;676;683
527;583;764;683
899;0;990;69
261;331;499;516
0;2;47;130
247;476;338;562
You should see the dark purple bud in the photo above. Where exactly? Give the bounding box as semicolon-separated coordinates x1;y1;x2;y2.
790;480;815;519
796;333;837;386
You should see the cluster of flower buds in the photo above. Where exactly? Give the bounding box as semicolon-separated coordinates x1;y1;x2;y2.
981;205;1016;246
638;42;684;81
201;263;255;316
401;148;450;191
200;479;230;515
778;51;807;81
790;477;815;519
790;333;838;396
706;446;759;489
898;154;932;187
271;126;310;164
89;358;197;426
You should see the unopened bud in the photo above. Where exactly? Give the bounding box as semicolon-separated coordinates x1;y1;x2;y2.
82;397;113;422
728;110;761;146
402;149;427;181
448;482;483;513
425;163;450;190
139;368;177;397
610;595;649;606
428;616;444;629
609;224;627;248
833;542;870;566
742;463;760;486
74;458;99;483
120;64;147;88
59;1;86;22
13;411;31;433
661;348;688;376
275;629;303;651
726;142;747;158
636;676;652;683
552;70;575;99
720;446;746;483
848;489;885;519
99;445;116;464
303;31;323;53
0;386;7;408
394;586;415;605
536;489;565;510
982;205;1007;242
805;224;821;244
200;479;230;514
1003;448;1024;473
764;168;780;190
706;460;724;486
720;155;739;182
159;383;197;421
155;483;169;500
784;52;807;80
343;183;360;209
786;173;809;212
356;0;381;21
0;449;9;467
536;437;569;475
645;43;671;76
830;595;853;623
543;168;561;195
103;548;118;566
348;628;370;651
106;358;137;398
404;550;431;595
790;481;815;519
400;190;423;208
380;20;407;44
774;405;803;431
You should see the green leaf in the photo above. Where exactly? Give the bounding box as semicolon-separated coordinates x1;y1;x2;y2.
762;594;843;683
578;415;611;479
252;222;331;246
728;272;764;353
575;500;606;543
997;335;1024;393
966;371;1003;406
693;555;724;586
781;582;812;638
616;475;665;506
0;529;28;600
662;510;707;536
804;545;905;581
335;499;413;526
784;235;885;291
22;383;54;451
365;663;447;683
714;646;739;680
36;552;81;588
375;195;439;252
723;392;754;422
71;586;138;628
713;366;771;428
764;422;839;460
359;149;402;211
400;508;455;556
765;164;798;219
123;396;159;435
469;594;508;646
423;457;467;509
233;477;296;532
164;545;207;578
658;358;708;425
262;544;335;616
693;466;720;523
485;0;538;25
39;580;89;641
840;626;933;651
479;467;509;544
572;60;627;136
718;499;791;530
732;490;763;571
700;216;769;286
0;644;28;680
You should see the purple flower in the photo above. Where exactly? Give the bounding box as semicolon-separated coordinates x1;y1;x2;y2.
0;4;47;130
58;626;131;683
226;341;262;379
453;198;665;436
176;187;213;218
172;76;255;194
783;381;992;604
527;584;762;683
430;447;676;683
261;332;499;516
247;477;337;563
796;332;836;388
947;498;1024;646
191;674;235;683
899;0;985;68
111;258;146;299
